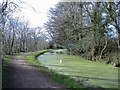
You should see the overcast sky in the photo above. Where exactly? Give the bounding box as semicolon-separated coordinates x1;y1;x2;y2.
15;0;59;28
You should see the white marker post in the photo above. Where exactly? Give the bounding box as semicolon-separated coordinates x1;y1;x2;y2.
59;59;62;63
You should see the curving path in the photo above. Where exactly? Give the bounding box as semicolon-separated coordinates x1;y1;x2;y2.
5;53;68;89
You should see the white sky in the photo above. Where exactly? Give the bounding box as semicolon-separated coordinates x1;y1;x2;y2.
15;0;59;28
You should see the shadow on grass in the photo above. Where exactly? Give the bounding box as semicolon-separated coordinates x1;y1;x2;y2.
73;76;118;82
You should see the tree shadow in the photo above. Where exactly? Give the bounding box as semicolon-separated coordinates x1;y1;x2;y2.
73;76;118;82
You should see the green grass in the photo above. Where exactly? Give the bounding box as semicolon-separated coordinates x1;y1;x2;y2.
37;50;119;89
24;50;87;90
2;55;13;87
24;50;48;64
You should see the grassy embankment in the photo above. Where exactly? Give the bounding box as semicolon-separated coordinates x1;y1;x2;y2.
2;55;13;87
24;50;87;90
37;49;119;89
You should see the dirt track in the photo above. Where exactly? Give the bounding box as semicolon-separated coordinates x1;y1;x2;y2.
5;54;67;89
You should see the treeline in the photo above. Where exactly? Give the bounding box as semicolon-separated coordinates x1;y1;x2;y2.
0;0;48;56
3;16;48;54
45;2;120;66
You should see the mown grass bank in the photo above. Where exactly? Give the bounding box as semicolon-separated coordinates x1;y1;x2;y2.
2;55;13;88
37;49;119;89
24;50;87;90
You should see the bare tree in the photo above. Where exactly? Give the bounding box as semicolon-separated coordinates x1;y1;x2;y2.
0;0;8;60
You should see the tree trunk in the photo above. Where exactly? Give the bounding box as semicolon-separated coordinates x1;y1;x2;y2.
0;16;3;90
9;29;15;54
79;2;83;40
116;30;120;66
0;23;3;61
0;22;3;90
99;37;107;60
92;29;96;61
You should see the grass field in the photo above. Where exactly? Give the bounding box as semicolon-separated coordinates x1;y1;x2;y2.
37;49;119;89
